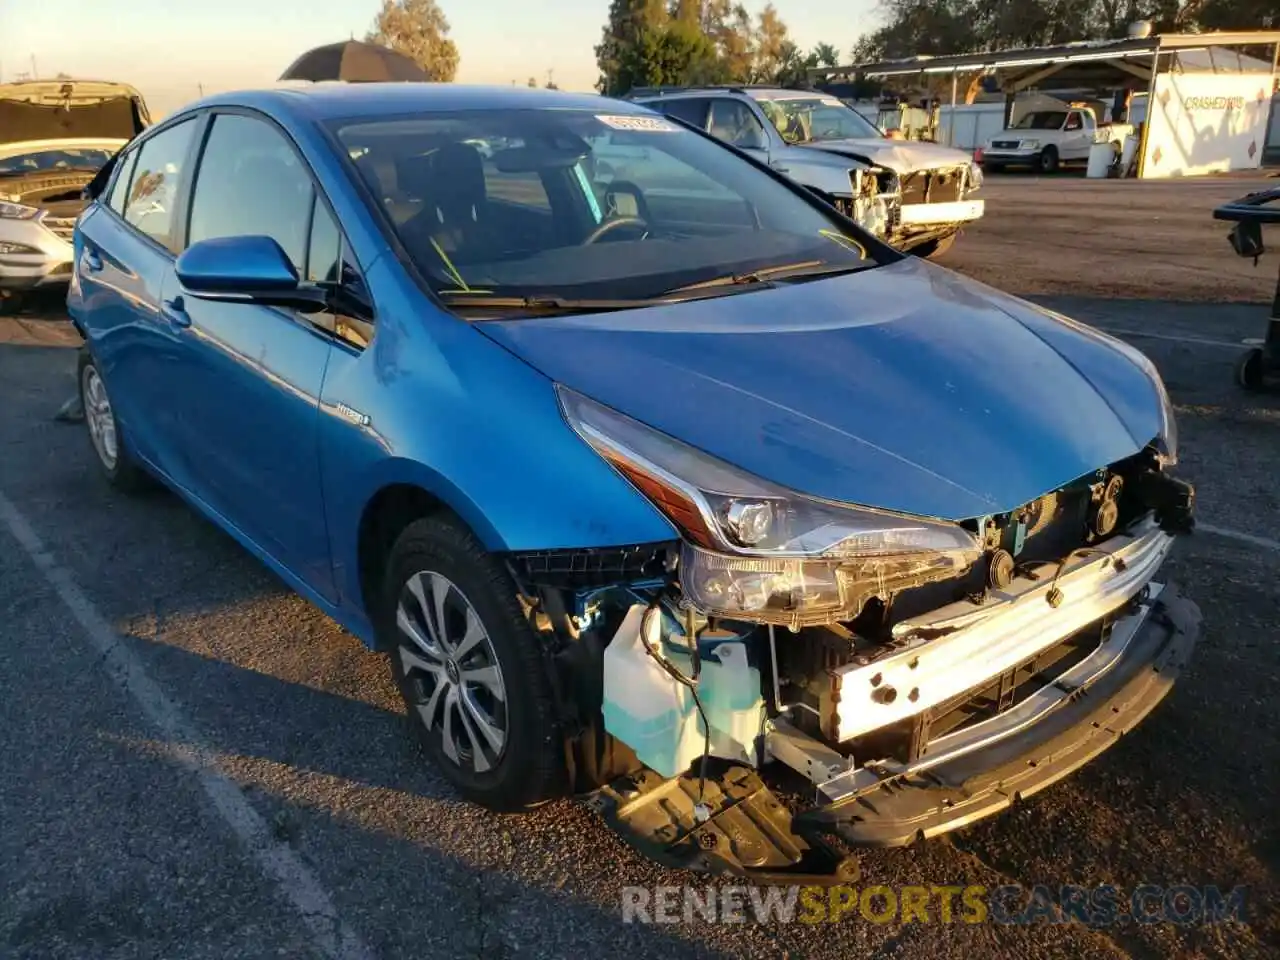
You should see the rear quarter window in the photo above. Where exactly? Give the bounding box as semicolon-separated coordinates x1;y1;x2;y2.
123;118;198;251
107;150;139;214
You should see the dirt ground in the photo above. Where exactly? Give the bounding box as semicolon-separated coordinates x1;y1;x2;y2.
941;173;1280;303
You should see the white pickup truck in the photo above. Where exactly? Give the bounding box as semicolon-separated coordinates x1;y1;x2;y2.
981;104;1129;174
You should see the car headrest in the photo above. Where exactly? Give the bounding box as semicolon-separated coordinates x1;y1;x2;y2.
430;142;487;221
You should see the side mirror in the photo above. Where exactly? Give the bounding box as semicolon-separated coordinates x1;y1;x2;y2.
175;235;328;313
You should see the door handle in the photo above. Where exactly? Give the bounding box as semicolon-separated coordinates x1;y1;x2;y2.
162;295;191;328
83;249;103;272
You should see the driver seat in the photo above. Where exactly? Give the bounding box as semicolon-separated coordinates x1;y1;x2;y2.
401;142;494;260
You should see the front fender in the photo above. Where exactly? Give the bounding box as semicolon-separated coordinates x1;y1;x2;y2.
321;262;679;616
785;157;862;197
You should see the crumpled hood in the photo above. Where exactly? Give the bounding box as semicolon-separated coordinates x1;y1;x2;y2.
801;138;975;172
478;258;1164;521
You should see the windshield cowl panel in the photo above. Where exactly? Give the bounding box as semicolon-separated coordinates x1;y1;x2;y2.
329;107;889;311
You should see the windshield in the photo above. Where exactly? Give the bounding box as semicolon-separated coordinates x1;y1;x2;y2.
752;96;882;144
1014;111;1068;130
330;108;882;306
0;147;115;175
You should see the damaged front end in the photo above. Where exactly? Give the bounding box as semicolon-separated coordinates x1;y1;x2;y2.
507;388;1199;884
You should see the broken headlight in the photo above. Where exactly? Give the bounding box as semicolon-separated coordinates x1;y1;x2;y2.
558;387;981;628
968;161;984;190
847;170;889;237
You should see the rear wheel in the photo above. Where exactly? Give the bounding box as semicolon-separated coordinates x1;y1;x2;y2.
382;515;565;811
79;351;149;493
1038;146;1060;174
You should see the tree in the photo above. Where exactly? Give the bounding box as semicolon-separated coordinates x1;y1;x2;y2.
616;18;722;91
705;0;756;81
595;0;824;92
812;42;841;67
752;3;791;81
366;0;459;82
596;0;669;93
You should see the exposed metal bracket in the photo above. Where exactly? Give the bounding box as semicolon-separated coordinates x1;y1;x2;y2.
764;717;852;785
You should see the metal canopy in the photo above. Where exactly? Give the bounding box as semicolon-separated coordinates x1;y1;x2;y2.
810;30;1280;81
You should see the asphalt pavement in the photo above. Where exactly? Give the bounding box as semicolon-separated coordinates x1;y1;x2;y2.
1;177;1279;959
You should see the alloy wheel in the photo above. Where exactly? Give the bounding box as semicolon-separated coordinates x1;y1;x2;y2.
395;571;509;774
83;365;118;470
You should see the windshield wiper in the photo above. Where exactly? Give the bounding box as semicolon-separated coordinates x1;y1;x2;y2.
437;261;869;316
659;260;865;295
437;292;658;315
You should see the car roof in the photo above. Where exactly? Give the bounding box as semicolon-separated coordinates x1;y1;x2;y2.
633;86;827;102
175;83;646;125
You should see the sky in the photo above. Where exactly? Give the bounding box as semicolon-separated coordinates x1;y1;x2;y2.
0;0;879;118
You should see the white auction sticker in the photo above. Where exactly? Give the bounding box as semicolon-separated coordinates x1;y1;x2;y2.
596;114;678;132
820;97;843;107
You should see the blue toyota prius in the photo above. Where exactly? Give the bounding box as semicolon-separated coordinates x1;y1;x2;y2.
68;84;1199;880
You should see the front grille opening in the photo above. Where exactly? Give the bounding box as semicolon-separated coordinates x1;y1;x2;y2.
898;168;967;206
842;618;1111;767
926;618;1110;743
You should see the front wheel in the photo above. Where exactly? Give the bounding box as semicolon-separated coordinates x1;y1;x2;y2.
1038;146;1060;174
383;515;565;811
1235;347;1267;390
913;233;957;260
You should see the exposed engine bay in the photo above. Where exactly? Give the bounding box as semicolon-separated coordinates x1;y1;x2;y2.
506;443;1196;882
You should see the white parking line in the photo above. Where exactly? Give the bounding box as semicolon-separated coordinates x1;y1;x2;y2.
0;490;374;960
1197;522;1280;553
1093;327;1244;350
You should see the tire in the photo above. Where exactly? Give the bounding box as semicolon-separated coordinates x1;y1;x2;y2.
78;350;150;493
1038;146;1060;174
0;291;25;316
913;233;957;260
1235;347;1266;390
382;515;565;811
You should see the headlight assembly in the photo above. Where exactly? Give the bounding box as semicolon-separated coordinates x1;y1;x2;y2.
558;386;982;628
1020;139;1040;150
0;240;41;254
0;200;40;220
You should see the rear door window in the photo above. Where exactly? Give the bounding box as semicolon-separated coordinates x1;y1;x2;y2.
123;118;197;251
653;98;711;130
187;113;315;271
707;99;767;149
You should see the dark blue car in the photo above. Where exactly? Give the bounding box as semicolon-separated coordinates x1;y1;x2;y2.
68;84;1199;879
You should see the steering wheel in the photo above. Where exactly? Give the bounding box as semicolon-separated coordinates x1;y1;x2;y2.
581;216;648;245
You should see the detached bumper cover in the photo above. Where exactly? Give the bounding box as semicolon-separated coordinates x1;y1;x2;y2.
796;584;1201;846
